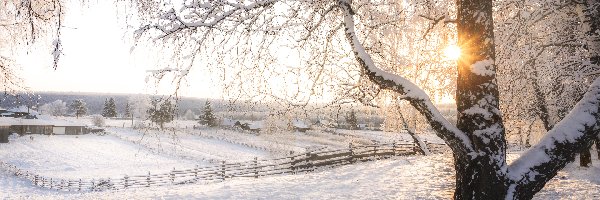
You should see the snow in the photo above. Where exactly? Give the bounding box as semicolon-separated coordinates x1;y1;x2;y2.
2;151;599;199
470;59;495;76
1;117;599;198
0;134;198;179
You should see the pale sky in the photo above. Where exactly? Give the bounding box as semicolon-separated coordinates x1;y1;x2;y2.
16;1;222;98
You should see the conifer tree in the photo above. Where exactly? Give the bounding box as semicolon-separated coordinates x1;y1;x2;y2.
345;110;358;130
124;102;132;118
147;99;176;129
199;101;218;127
70;99;87;119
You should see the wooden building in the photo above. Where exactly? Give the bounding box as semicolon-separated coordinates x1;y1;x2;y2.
9;119;53;135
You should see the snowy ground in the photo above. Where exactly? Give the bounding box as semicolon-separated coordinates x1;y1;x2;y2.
1;118;599;199
2;153;600;199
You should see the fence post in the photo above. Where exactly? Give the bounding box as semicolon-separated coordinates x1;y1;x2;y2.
34;175;38;186
306;152;313;172
79;179;82;191
91;179;95;191
373;145;377;160
50;178;53;189
254;157;258;178
349;143;354;164
221;161;226;180
107;177;112;190
195;165;199;180
124;175;129;189
290;155;295;174
171;167;175;184
392;142;397;156
146;171;151;187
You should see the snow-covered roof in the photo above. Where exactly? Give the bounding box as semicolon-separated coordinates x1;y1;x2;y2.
292;119;309;129
221;118;236;126
5;119;53;126
247;121;263;130
0;117;17;126
51;120;86;127
7;105;39;115
0;118;85;127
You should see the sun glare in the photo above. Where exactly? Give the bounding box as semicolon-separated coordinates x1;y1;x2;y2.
443;45;461;61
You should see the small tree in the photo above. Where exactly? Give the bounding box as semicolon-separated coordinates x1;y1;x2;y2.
183;109;195;120
70;99;87;119
345;110;358;130
102;98;117;118
199;101;218;127
91;115;105;127
123;102;132;118
147;99;176;129
40;100;67;116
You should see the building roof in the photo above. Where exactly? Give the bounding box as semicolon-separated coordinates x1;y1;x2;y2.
292;119;309;129
0;118;85;127
247;121;263;130
7;105;39;115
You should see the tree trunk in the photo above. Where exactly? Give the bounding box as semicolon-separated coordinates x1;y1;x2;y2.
580;0;600;167
455;0;507;198
580;148;592;167
596;137;600;159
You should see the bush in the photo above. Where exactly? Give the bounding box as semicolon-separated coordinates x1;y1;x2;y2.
91;115;106;127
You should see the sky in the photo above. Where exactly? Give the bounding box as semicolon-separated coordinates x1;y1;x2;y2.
16;1;222;98
11;1;457;103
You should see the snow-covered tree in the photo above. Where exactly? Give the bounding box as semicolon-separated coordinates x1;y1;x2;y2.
199;101;218;127
39;100;67;116
0;1;65;94
134;0;600;198
183;109;195;120
345;110;358;130
147;99;176;129
123;102;132;118
128;95;151;119
102;98;118;118
69;99;87;119
91;115;105;127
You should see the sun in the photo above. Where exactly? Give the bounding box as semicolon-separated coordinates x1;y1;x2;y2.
443;45;462;61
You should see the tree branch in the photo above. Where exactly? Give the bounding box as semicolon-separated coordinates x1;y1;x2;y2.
507;77;600;198
337;0;475;156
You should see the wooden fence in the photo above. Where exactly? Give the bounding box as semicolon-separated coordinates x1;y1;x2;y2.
0;142;447;192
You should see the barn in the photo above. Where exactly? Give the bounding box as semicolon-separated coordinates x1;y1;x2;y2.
9;119;53;135
0;118;12;143
52;121;88;135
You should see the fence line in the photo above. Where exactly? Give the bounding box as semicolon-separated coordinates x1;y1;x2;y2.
0;142;447;192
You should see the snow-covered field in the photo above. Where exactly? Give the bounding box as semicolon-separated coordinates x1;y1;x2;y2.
1;118;599;199
2;153;599;199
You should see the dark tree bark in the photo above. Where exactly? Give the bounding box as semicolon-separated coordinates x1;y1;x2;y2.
597;137;600;159
455;0;508;198
580;0;600;167
580;148;592;167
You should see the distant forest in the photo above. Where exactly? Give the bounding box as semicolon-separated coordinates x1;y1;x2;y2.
0;92;387;124
0;92;225;117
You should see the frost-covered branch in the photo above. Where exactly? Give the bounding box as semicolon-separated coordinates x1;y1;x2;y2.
338;0;474;155
507;77;600;198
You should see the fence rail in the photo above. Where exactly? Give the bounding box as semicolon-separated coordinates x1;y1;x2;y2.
0;142;447;192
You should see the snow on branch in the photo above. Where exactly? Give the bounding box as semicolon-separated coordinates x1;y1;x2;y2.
508;77;600;193
337;0;474;154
